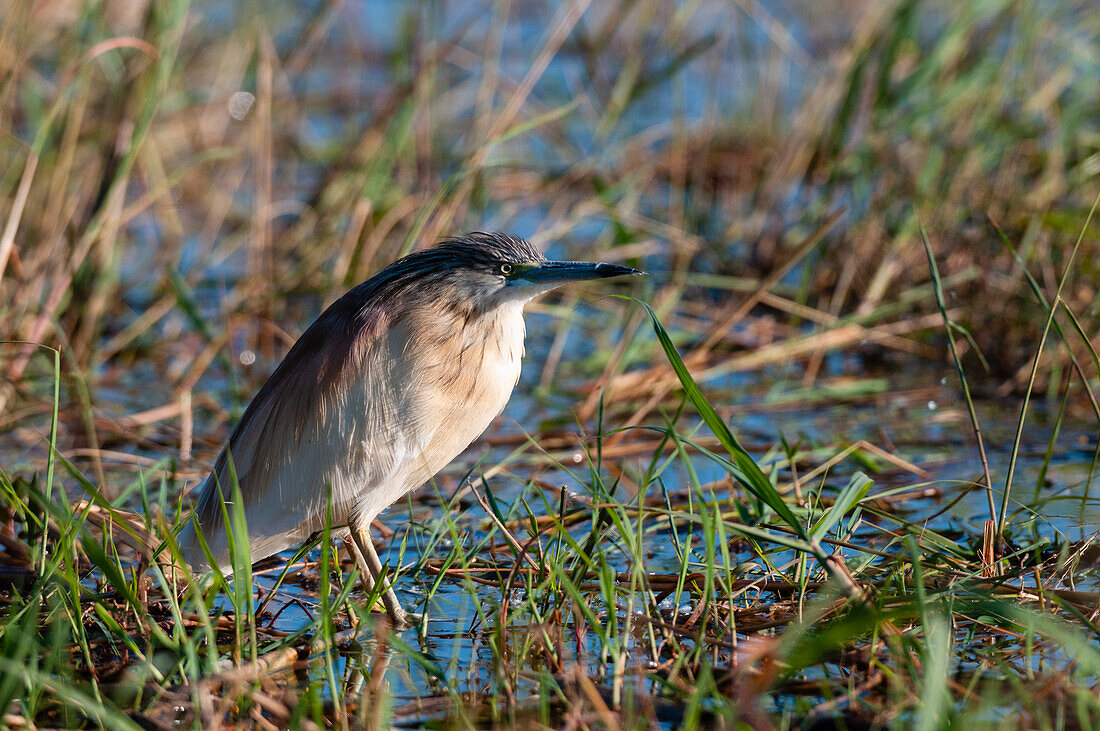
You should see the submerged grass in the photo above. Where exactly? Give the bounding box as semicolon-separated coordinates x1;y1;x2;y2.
1;0;1099;728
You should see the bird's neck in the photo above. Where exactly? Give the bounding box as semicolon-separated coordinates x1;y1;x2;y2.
406;299;526;381
481;301;527;360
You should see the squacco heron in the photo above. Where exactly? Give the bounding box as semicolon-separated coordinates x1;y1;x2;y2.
179;232;641;626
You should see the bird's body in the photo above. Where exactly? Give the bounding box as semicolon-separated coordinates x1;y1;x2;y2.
179;233;639;625
180;286;525;569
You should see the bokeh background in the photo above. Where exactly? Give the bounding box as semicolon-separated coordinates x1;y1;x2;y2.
4;2;1097;469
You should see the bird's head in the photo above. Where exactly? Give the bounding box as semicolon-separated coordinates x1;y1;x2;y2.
398;232;643;313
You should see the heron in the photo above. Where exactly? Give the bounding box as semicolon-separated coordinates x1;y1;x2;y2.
179;232;642;626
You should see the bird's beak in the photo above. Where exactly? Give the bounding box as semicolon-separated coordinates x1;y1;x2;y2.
518;260;644;284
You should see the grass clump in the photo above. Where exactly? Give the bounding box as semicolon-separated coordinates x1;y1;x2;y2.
3;287;1100;726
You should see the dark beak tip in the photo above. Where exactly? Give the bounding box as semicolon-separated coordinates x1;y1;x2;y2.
596;263;646;278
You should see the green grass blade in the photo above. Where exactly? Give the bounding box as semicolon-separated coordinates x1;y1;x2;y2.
632;298;804;536
809;472;873;542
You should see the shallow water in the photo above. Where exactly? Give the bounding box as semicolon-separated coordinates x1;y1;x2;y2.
6;280;1098;725
210;298;1100;722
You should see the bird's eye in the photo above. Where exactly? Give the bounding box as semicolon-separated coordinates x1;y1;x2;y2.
498;263;514;276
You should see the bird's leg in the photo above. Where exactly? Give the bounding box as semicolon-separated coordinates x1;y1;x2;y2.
348;520;417;628
344;537;373;628
359;535;411;625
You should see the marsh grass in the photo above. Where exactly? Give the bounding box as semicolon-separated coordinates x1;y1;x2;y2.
2;0;1099;728
4;277;1100;726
